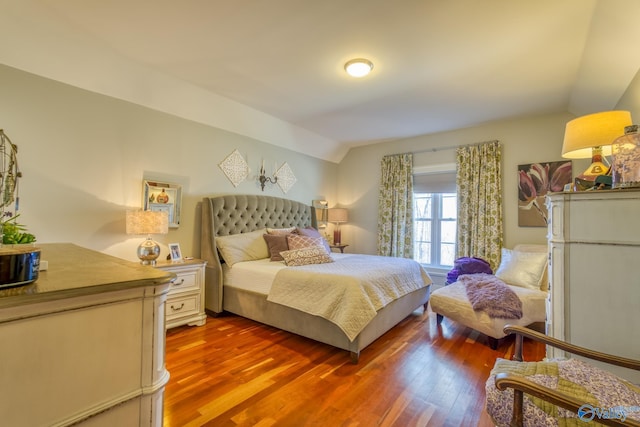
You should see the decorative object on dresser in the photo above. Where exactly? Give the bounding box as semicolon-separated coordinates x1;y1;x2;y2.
125;209;169;265
155;258;207;328
546;189;640;384
327;207;348;244
168;242;182;261
0;129;40;288
561;110;632;182
143;179;182;227
611;124;640;189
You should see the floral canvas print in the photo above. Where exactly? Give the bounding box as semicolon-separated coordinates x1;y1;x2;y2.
518;161;572;227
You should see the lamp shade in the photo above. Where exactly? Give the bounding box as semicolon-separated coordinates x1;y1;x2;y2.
126;210;169;235
562;111;632;159
328;208;348;223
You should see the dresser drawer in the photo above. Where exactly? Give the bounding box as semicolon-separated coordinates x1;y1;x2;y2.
168;270;199;294
166;293;200;321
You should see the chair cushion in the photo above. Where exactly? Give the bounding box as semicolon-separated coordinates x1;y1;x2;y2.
429;281;546;339
485;358;640;426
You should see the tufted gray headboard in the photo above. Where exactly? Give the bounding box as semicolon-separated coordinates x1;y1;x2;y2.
201;194;317;314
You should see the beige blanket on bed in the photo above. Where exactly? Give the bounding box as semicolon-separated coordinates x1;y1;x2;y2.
266;254;432;341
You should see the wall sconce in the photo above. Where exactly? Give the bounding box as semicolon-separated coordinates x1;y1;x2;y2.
328;208;348;245
126;210;169;265
258;161;277;191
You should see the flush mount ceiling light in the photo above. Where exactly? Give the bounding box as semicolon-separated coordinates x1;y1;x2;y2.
344;58;373;78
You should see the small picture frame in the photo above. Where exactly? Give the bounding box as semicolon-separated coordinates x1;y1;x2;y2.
169;243;182;262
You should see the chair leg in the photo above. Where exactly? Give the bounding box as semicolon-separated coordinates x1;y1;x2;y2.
436;313;443;324
487;337;499;350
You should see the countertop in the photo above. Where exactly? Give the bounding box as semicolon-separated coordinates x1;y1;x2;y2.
0;243;174;308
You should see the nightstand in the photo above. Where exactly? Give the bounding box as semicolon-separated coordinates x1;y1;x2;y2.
155;259;207;329
330;244;349;253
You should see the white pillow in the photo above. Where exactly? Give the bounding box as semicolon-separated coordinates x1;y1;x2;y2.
495;248;548;290
215;228;269;267
266;227;296;235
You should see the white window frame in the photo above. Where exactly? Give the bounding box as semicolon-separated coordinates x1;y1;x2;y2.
413;192;457;268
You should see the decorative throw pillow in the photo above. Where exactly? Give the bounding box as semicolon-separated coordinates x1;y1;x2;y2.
495;248;548;290
215;228;269;267
295;226;331;253
266;227;296;235
280;246;334;267
263;234;290;261
287;234;327;252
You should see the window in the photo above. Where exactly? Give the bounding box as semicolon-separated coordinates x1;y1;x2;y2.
413;192;457;267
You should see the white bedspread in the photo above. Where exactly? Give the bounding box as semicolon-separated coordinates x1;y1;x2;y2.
266;254;432;341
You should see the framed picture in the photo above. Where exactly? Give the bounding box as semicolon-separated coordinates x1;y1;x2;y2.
143;180;182;228
169;243;182;262
312;199;328;228
518;160;572;227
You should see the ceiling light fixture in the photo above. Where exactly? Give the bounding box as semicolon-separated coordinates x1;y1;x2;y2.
344;58;373;78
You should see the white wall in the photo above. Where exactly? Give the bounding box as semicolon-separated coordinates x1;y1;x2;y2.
336;112;584;255
0;64;337;262
4;62;639;264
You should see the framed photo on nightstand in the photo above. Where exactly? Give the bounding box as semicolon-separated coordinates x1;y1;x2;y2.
169;243;182;262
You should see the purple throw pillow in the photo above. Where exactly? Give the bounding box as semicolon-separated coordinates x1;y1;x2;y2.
296;226;331;253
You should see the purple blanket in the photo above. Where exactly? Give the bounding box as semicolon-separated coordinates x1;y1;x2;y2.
458;273;523;319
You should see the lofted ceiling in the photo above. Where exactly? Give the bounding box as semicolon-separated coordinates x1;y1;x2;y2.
1;0;640;163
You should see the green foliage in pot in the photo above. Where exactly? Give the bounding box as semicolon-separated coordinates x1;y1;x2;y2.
1;214;36;244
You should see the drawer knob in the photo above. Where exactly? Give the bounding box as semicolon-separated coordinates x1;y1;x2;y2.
170;303;185;312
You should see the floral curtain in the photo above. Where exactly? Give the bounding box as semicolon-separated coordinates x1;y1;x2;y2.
377;153;414;258
456;141;503;270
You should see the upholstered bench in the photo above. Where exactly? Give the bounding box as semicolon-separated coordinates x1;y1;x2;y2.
429;244;548;348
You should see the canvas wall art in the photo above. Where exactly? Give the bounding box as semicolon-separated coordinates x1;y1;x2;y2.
518;160;572;227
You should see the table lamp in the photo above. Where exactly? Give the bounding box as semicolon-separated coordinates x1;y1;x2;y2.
126;210;169;265
328;208;348;245
561;111;632;181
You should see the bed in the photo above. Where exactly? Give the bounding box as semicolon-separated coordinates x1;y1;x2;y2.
200;194;432;362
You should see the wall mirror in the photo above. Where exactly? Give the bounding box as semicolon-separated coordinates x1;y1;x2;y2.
143;180;182;228
312;200;328;228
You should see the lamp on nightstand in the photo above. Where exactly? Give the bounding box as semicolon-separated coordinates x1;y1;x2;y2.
126;210;169;265
328;208;348;245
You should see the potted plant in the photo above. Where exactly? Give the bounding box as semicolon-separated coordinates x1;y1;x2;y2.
0;214;40;287
1;214;36;245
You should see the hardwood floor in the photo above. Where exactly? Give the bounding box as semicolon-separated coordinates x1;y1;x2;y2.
164;307;544;427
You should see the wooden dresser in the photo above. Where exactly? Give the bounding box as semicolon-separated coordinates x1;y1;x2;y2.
0;244;173;426
547;189;640;383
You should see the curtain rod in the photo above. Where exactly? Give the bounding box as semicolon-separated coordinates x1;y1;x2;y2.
411;139;499;155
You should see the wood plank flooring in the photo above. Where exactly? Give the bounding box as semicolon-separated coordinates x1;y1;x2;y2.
164;307;544;427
